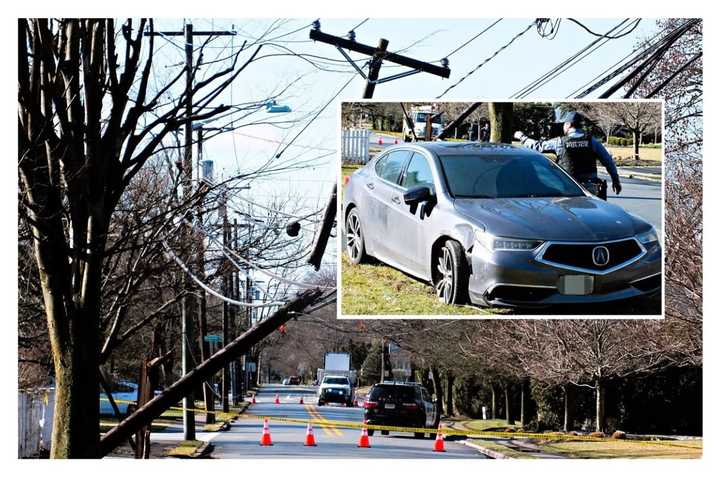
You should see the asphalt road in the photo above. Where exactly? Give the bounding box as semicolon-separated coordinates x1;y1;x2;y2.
209;384;487;459
601;172;662;233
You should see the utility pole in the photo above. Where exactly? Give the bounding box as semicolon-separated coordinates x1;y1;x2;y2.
145;21;237;441
309;21;450;99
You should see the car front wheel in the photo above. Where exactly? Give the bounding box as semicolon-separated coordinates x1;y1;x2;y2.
434;239;469;304
345;207;367;264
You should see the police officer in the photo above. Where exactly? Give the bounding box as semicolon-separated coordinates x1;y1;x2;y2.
514;111;622;197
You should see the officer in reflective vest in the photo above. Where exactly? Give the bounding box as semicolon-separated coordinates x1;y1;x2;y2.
514;111;622;197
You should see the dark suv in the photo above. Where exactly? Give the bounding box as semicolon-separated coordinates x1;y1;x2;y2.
363;382;437;438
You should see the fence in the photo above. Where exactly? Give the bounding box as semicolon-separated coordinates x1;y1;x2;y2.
341;128;370;164
18;389;54;458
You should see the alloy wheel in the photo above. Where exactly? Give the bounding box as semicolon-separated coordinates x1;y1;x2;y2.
436;246;454;303
346;211;363;262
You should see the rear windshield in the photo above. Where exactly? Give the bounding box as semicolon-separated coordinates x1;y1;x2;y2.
439;154;584;199
369;385;417;402
324;377;349;385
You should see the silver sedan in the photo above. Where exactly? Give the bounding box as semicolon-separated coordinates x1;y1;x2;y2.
342;142;661;308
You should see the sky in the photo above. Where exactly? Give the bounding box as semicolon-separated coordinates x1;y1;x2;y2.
148;17;661;289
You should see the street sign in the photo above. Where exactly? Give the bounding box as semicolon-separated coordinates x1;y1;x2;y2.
204;335;221;344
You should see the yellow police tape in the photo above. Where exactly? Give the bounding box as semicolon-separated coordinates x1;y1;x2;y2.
100;398;701;450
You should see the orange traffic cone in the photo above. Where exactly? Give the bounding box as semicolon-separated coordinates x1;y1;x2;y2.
378;137;383;145
252;394;256;404
259;418;273;446
433;429;446;452
274;394;280;404
357;421;371;448
304;423;317;447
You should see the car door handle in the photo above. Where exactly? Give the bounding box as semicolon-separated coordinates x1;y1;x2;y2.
391;196;401;205
366;182;375;190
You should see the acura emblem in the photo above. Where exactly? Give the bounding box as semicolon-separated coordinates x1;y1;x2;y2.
592;246;610;267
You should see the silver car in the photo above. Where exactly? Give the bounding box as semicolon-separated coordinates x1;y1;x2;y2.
342;142;661;308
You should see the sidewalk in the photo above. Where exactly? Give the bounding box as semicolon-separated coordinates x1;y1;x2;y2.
616;166;661;181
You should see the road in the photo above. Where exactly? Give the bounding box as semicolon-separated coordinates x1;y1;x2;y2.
209;384;487;459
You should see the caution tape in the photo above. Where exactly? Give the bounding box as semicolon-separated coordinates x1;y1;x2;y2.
100;398;701;450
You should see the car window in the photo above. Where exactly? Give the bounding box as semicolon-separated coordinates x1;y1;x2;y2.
401;153;435;191
438;154;585;199
324;377;349;385
369;385;416;402
375;150;411;185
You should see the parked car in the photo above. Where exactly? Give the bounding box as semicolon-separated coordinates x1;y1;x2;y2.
99;381;138;416
317;375;354;407
282;377;290;385
363;382;437;438
342;142;661;308
288;376;301;385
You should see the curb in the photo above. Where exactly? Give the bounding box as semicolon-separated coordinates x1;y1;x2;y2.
456;439;508;459
616;170;661;182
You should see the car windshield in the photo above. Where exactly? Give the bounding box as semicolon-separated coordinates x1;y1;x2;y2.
324;377;349;385
439;154;585;198
416;112;441;123
369;385;417;402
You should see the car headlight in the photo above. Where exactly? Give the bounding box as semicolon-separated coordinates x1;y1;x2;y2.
636;227;659;245
475;229;542;251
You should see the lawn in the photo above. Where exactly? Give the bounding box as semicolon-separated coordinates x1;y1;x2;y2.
605;145;662;165
537;439;702;459
462;419;517;431
341;254;501;316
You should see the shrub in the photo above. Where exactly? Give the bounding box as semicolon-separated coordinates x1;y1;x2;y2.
589;431;606;438
612;430;627;439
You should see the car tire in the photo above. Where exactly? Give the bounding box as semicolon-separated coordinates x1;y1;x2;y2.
434;239;469;304
381;430;389;436
414;431;425;439
317;400;324;406
345;207;368;264
367;428;374;437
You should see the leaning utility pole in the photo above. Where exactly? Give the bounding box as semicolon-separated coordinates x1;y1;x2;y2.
309;21;450;99
145;21;236;442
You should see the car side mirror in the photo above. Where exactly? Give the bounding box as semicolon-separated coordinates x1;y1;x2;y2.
403;186;434;206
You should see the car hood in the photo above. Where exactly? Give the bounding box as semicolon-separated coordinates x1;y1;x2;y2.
453;196;641;242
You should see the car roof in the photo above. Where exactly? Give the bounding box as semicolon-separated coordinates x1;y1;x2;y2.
386;141;537;157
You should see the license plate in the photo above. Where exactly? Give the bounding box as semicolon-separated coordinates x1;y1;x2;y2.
558;275;594;295
384;403;395;410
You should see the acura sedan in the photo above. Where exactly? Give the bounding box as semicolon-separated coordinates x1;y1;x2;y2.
342;142;661;308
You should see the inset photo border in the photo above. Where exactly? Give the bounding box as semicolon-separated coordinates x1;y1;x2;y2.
336;99;665;319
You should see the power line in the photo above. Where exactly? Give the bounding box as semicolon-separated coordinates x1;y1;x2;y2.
512;19;635;98
443;18;503;58
566;18;642;39
275;74;357;158
566;27;666;98
436;20;537;99
349;18;370;33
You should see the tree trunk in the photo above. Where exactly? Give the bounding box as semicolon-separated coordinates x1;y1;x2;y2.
595;379;606;433
633;129;640;160
51;338;101;458
504;383;512;424
490;384;497;419
563;383;575;432
446;372;455;417
489;102;513;143
431;366;444;423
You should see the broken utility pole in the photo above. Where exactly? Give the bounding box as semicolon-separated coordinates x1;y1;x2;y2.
309;21;450;99
307;185;337;271
99;289;325;457
437;102;482;140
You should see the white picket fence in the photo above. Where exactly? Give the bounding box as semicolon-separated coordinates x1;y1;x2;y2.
18;389;55;458
341;128;370;164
